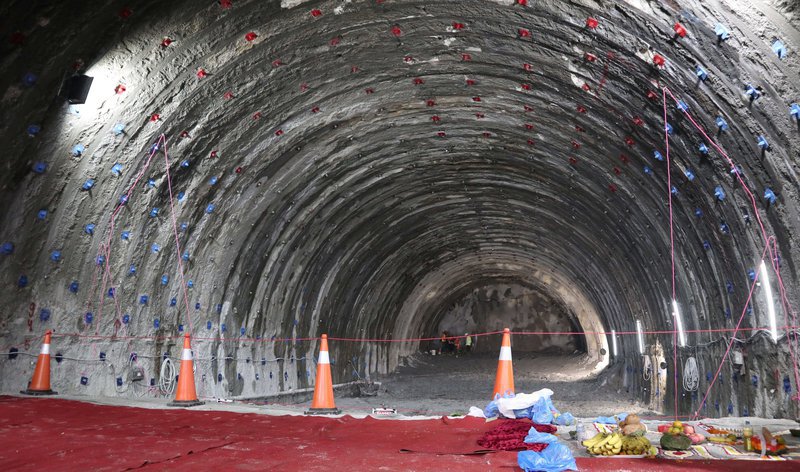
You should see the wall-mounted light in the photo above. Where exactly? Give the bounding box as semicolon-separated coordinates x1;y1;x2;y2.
60;74;94;104
672;299;686;347
611;329;618;357
760;260;778;342
636;319;645;354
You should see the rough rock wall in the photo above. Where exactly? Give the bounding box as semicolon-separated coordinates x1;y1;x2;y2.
436;283;583;354
0;0;798;417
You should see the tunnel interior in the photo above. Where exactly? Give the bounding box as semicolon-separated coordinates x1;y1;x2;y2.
1;0;799;418
432;282;588;355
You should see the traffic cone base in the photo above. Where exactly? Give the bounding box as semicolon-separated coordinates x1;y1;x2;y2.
492;328;515;399
305;334;341;415
304;407;341;415
21;330;57;396
168;333;204;408
20;388;57;396
168;398;204;407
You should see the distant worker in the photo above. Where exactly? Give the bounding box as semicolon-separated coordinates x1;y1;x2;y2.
440;332;447;354
465;333;473;352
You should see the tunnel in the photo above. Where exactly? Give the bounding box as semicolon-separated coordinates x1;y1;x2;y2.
1;0;799;421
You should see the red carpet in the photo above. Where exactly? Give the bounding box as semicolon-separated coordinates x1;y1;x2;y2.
0;396;796;471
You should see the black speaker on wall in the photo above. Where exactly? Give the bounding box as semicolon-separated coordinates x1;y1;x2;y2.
62;74;94;104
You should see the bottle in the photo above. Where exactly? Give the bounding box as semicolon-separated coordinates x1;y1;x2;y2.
576;423;586;442
743;421;753;452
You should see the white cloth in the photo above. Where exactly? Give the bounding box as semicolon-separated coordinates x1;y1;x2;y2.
467;406;486;418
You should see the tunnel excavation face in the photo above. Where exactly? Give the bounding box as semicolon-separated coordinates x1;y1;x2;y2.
0;0;799;418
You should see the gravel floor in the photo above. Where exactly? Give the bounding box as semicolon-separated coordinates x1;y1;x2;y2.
334;351;653;417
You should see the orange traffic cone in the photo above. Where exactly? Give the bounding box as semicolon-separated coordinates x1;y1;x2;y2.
492;328;514;399
305;334;341;415
21;330;57;396
168;333;204;407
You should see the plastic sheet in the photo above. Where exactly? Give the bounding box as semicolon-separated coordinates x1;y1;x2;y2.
791;103;800;119
494;389;553;418
764;188;776;205
517;443;577;472
531;397;554;424
524;428;559;445
593;413;627;424
772;40;786;59
714;23;730;40
554;412;574;426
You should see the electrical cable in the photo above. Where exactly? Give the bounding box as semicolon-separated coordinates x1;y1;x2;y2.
158;357;176;395
642;355;652;381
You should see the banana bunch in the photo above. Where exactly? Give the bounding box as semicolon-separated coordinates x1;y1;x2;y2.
582;432;623;455
620;435;652;455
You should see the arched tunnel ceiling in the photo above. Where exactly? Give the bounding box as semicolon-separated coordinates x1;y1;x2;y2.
1;0;799;370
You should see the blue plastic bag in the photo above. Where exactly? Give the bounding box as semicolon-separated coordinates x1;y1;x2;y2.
514;408;532;419
484;392;516;418
545;396;559;416
554;412;574;426
524;428;559;445
531;397;554;424
594;413;627;424
483;400;500;418
518;443;577;472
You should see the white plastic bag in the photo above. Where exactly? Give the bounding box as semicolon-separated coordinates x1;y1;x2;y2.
495;388;553;419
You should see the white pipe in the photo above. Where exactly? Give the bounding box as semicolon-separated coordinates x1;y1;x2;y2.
760;260;778;342
611;329;618;357
672;299;686;347
636;319;645;354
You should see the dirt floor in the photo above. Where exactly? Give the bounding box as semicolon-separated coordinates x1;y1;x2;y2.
334;351;649;418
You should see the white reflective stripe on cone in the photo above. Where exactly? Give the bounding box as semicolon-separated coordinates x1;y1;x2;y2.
318;351;330;364
181;348;193;361
498;346;512;361
40;344;50;355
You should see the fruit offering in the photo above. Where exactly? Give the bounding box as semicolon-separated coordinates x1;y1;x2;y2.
621;435;653;455
708;434;737;445
667;420;684;435
582;432;654;456
688;433;705;444
618;414;646;436
583;432;623;455
751;427;788;455
705;426;735;435
660;431;692;451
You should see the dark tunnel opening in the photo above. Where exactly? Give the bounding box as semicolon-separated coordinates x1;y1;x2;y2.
429;282;588;355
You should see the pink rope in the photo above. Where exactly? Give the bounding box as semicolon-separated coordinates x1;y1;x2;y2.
693;242;771;419
662;86;800;407
46;325;799;344
661;88;679;420
89;137;164;333
162;137;196;335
